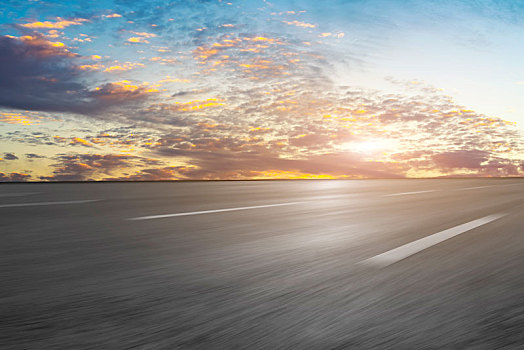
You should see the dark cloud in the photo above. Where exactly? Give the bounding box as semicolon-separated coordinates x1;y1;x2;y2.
0;34;89;113
152;147;405;180
431;150;521;176
432;150;488;169
105;167;181;181
39;154;136;181
25;153;46;159
3;152;19;160
0;35;155;114
0;172;31;182
39;153;165;181
171;90;204;98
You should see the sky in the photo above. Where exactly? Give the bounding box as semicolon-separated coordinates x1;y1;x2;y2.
0;0;523;181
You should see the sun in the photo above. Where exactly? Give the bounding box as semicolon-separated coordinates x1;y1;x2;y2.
341;139;398;154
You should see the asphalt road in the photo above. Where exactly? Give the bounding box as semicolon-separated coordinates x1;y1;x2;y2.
1;179;524;349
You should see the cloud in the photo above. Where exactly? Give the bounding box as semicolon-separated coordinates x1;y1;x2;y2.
3;34;75;57
3;153;19;160
105;167;182;181
26;153;46;159
103;13;122;19
0;34;90;113
129;31;157;38
160;98;225;112
0;172;31;182
283;20;316;28
104;153;405;180
69;137;94;147
91;80;159;102
103;62;145;72
432;150;488;169
131;77;523;179
126;37;150;44
0;35;157;114
0;112;41;125
39;153;165;181
190;34;303;80
78;63;104;71
40;154;135;181
1;0;522;180
148;149;405;180
431;150;520;176
20;17;89;29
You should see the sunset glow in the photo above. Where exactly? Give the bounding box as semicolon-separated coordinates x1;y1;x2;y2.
342;139;398;155
1;0;523;181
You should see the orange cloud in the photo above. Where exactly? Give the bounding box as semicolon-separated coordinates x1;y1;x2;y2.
104;62;145;72
318;32;345;39
39;153;141;181
126;37;149;44
21;17;88;29
194;36;284;63
252;170;338;179
197;122;218;129
53;136;67;142
93;80;160;100
283;20;316;28
244;36;278;43
45;30;62;38
240;63;270;69
193;35;289;77
0;172;31;182
72;36;92;43
194;46;220;61
149;57;177;64
157;76;191;83
70;137;94;147
130;31;157;38
6;34;76;57
78;63;104;71
0;112;40;125
249;127;272;134
167;98;226;112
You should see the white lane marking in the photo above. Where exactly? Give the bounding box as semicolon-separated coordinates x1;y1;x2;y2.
459;183;522;191
0;192;41;197
384;190;439;197
459;185;494;190
362;213;506;267
0;199;101;208
128;202;303;221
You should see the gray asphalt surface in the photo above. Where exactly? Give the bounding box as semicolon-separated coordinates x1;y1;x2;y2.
1;179;524;349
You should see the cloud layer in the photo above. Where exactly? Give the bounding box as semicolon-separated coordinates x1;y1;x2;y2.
0;0;522;181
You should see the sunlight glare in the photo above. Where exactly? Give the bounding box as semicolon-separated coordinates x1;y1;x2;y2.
341;139;397;154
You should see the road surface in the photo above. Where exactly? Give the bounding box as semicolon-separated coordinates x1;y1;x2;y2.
2;179;524;349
